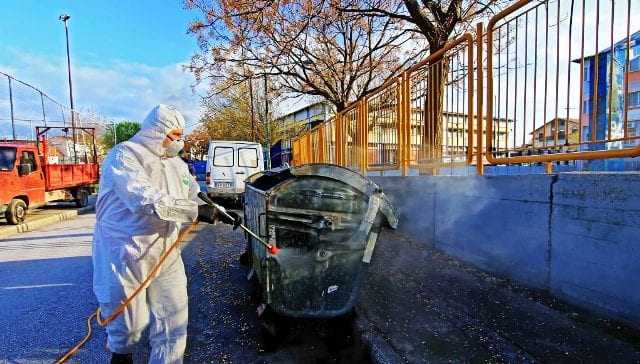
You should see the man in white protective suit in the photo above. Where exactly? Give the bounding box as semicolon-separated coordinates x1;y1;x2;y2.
92;104;240;364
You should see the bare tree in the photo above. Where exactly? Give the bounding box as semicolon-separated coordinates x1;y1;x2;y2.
340;0;505;54
185;0;425;111
340;0;506;163
194;79;283;147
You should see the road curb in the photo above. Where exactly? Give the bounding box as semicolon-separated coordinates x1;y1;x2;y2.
0;205;95;240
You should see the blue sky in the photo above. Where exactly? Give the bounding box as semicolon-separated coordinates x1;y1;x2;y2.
0;1;206;138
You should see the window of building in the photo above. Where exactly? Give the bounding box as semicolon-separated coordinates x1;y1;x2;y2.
624;121;639;146
629;43;640;71
631;57;640;72
629;91;640;108
584;62;592;82
627;122;637;138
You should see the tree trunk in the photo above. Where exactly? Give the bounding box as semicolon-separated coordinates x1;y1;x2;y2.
421;51;449;174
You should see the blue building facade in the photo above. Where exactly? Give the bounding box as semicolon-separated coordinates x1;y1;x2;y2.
580;30;640;170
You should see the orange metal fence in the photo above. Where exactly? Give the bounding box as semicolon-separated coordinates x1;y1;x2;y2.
292;0;639;175
485;0;640;166
293;33;476;175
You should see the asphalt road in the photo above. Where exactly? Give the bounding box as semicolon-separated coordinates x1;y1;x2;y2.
0;212;367;364
0;213;106;363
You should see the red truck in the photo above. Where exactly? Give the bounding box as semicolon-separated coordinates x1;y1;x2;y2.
0;127;99;225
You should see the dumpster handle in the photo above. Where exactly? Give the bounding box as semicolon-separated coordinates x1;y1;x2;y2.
198;192;279;254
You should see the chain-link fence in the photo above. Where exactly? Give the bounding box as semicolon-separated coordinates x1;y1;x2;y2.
0;71;105;141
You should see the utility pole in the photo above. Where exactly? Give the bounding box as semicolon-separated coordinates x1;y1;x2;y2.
264;73;271;170
248;77;256;142
7;75;16;140
40;91;47;127
59;13;77;161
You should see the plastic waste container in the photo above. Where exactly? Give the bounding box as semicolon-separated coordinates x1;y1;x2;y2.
243;164;398;318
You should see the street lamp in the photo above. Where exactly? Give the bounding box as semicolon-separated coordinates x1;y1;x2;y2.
59;13;77;161
59;14;75;128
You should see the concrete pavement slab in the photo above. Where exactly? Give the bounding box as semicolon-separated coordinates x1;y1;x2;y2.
359;230;640;363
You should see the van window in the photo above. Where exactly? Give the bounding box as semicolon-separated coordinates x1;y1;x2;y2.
238;147;258;168
213;146;234;167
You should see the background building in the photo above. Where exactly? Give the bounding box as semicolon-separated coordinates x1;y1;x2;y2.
579;30;640;169
272;101;334;167
530;118;580;149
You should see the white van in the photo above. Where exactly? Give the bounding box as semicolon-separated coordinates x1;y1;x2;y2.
206;141;264;201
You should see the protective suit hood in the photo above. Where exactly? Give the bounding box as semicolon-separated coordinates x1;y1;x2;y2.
130;104;186;157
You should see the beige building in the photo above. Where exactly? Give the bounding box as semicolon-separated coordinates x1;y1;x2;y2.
365;110;513;165
530;118;580;149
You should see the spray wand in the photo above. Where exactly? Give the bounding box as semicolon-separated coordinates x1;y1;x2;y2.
197;192;279;255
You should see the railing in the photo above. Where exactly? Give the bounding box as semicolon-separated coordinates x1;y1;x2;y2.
292;0;639;175
293;34;475;175
485;0;639;166
405;34;474;175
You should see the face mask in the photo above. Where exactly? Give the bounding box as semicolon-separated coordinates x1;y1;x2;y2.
165;139;184;157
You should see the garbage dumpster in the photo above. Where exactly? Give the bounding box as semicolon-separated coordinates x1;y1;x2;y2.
244;164;398;318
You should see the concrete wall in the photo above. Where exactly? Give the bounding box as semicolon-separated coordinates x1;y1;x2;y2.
371;173;640;327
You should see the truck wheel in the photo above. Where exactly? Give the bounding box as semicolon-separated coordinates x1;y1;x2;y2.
75;190;89;208
6;199;27;225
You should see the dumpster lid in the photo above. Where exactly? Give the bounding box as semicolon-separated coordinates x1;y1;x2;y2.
247;164;398;229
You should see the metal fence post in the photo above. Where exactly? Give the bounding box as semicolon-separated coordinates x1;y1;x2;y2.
318;125;326;163
360;98;368;175
305;133;312;164
397;74;408;176
466;36;475;166
476;22;485;176
335;113;343;166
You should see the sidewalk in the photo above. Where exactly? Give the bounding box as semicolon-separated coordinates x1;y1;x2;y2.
357;231;640;363
0;198;95;240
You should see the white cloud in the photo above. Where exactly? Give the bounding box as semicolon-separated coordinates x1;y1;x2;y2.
0;47;206;136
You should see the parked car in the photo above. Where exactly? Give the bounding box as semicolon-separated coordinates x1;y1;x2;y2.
206;140;264;203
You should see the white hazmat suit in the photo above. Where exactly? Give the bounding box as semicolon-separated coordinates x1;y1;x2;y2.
92;104;199;363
